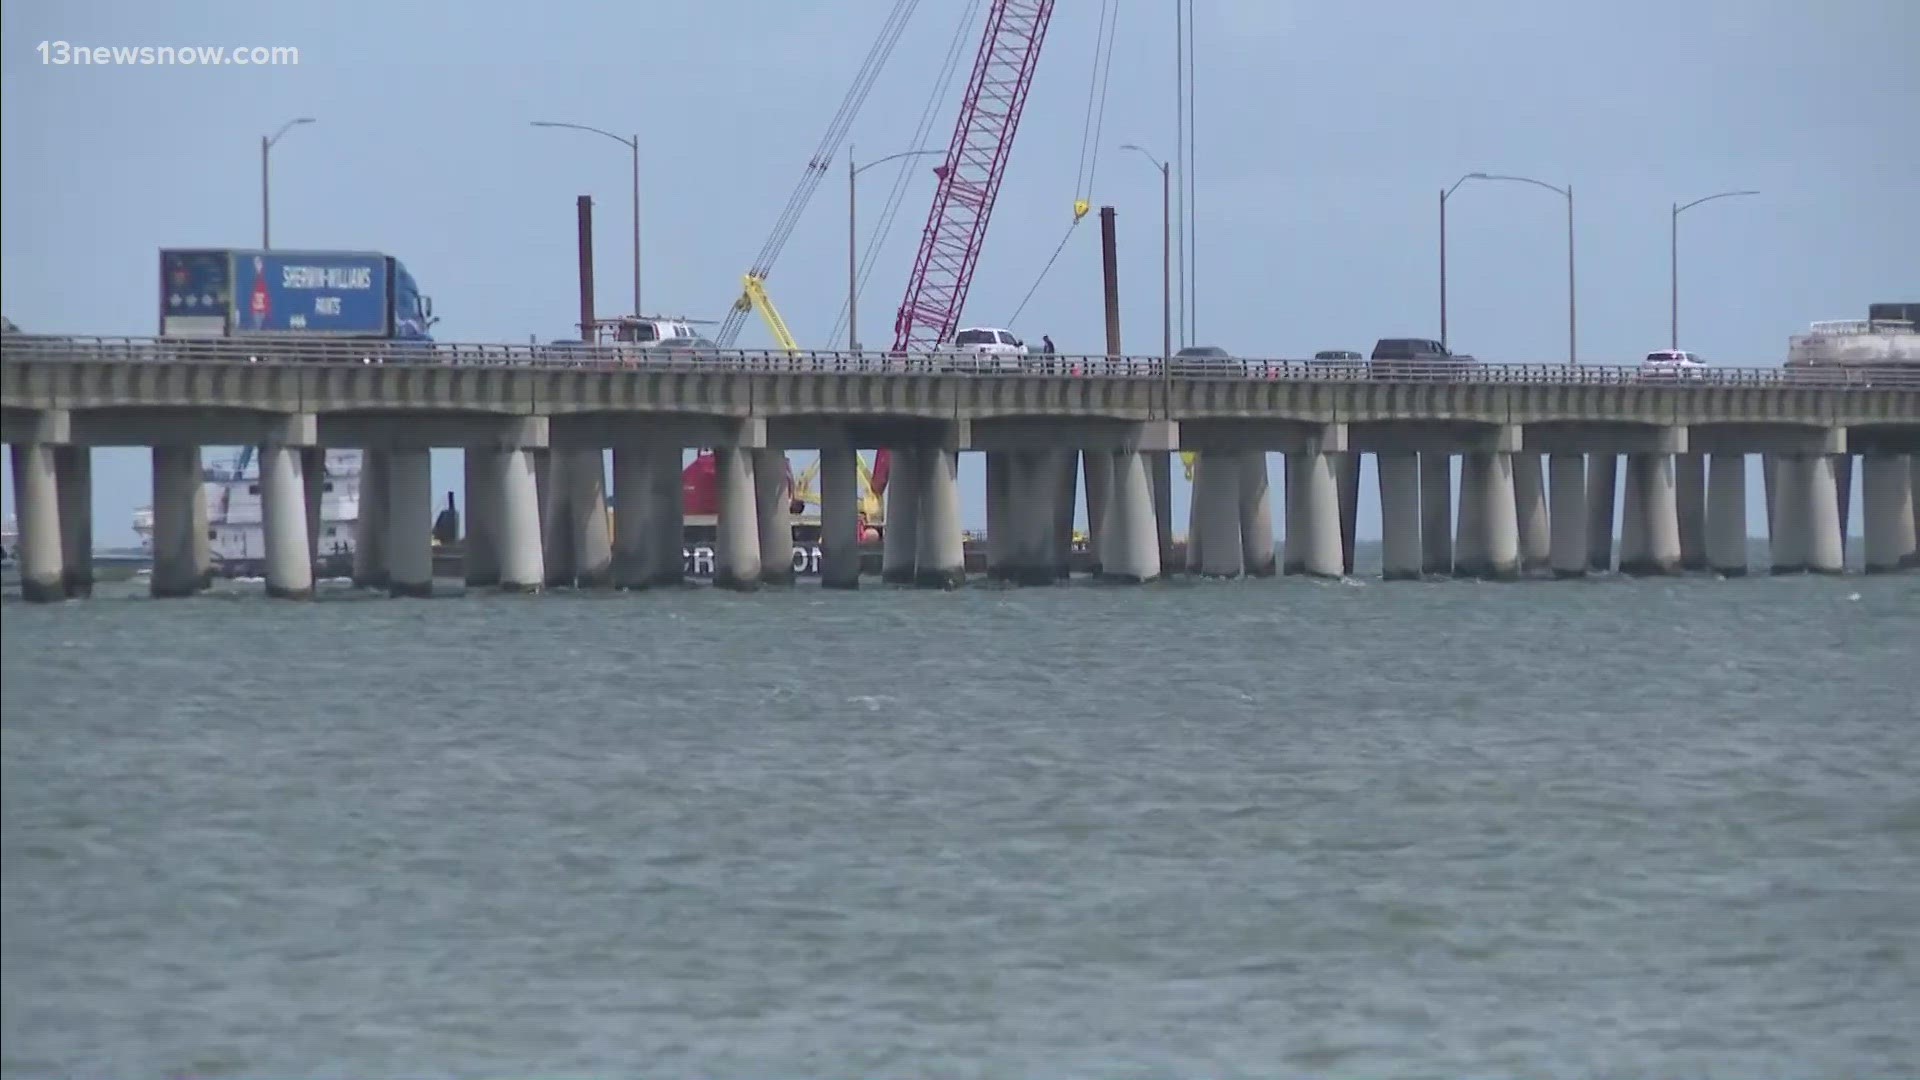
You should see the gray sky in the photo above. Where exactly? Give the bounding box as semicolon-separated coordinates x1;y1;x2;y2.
3;0;1915;543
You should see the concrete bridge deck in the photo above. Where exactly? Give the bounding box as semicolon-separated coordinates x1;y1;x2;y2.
4;335;1917;600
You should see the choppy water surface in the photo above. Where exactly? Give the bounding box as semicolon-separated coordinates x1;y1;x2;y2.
4;571;1918;1078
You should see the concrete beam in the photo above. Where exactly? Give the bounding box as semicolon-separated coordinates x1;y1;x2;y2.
1847;424;1920;455
262;413;318;447
552;414;762;450
1522;422;1686;454
0;407;71;445
317;413;552;450
768;416;967;451
1347;420;1513;453
1181;419;1345;453
1685;423;1845;455
968;417;1177;452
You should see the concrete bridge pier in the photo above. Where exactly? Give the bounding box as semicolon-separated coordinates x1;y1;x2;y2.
300;448;324;585
354;448;390;591
1911;457;1919;561
1052;450;1079;579
55;446;93;598
1834;455;1854;565
464;448;501;589
1619;454;1681;575
1800;454;1845;574
1100;449;1161;583
190;467;212;590
386;448;434;598
612;445;681;588
1197;451;1245;578
1676;452;1708;571
259;441;314;601
713;447;762;591
1238;450;1276;577
536;450;576;588
1768;453;1805;573
1298;450;1345;578
820;446;862;589
1377;451;1422;580
1280;453;1303;575
1420;452;1453;575
1860;454;1914;572
1082;449;1112;577
1478;452;1522;580
985;451;1012;580
1336;452;1361;576
754;449;794;587
1762;454;1777;545
1513;453;1550;574
1548;453;1588;578
495;448;545;593
1706;453;1748;576
881;448;921;585
1454;453;1488;577
1007;449;1062;585
1586;454;1618;572
1184;454;1205;574
150;445;203;597
914;447;966;589
1149;450;1176;573
11;441;65;602
568;449;613;589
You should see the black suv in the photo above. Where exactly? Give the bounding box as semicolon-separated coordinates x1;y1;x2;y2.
1368;338;1478;380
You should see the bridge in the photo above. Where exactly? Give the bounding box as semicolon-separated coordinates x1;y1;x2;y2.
4;335;1917;601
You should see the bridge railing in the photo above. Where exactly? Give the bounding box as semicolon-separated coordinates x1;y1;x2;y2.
3;335;1917;388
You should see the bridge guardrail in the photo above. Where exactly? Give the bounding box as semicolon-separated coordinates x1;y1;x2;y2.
3;335;1918;388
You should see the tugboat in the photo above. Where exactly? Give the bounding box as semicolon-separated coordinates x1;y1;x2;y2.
132;448;361;578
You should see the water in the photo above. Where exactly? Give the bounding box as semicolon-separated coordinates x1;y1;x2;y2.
4;572;1918;1078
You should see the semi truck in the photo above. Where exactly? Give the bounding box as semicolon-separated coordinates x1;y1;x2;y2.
159;248;436;351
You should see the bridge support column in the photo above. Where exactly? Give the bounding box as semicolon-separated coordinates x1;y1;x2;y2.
1706;453;1749;577
150;446;202;598
300;448;324;583
1336;452;1361;576
537;451;576;588
12;443;65;603
1299;451;1344;578
386;448;434;598
495;448;545;593
354;448;390;591
1420;452;1453;575
1100;450;1160;583
713;447;761;591
914;448;965;589
55;446;92;598
1238;450;1276;577
464;448;500;589
1620;453;1681;575
1008;450;1061;585
1548;453;1588;578
753;449;793;587
820;447;861;589
1184;455;1205;574
1377;452;1421;580
985;451;1012;580
1479;452;1521;580
1053;451;1079;579
1455;453;1488;577
1280;453;1303;575
1586;453;1617;572
651;447;686;587
1082;449;1112;577
1513;453;1550;574
1676;452;1708;571
1198;451;1244;578
881;448;920;585
1802;454;1845;574
1769;454;1804;573
191;467;212;590
1911;456;1919;564
1149;450;1176;573
568;450;613;589
259;444;313;600
1834;454;1854;566
1862;454;1919;571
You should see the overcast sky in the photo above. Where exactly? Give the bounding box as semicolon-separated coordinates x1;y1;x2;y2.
3;0;1915;543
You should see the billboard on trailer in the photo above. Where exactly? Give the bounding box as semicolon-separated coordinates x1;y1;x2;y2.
159;249;233;337
227;249;390;335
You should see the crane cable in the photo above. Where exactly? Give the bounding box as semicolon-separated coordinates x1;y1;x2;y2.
828;0;983;349
716;0;919;347
1006;0;1119;329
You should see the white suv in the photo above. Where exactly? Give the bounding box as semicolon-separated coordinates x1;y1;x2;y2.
947;327;1029;372
1641;349;1707;379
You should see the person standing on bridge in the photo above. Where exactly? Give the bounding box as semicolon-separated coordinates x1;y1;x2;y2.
1041;334;1055;355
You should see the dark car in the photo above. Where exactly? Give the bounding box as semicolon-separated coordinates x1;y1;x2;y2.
1310;349;1367;378
1174;344;1246;377
1369;337;1478;380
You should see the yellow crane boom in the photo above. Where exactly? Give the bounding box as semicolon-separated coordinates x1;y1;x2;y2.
732;274;800;354
790;453;885;521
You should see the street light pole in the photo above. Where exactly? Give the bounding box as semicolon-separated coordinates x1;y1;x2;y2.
1120;145;1172;364
1438;172;1482;350
261;117;315;249
847;148;943;351
1471;173;1576;363
531;121;642;317
1670;189;1759;350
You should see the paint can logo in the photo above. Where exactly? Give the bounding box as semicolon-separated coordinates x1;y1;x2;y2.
248;255;270;329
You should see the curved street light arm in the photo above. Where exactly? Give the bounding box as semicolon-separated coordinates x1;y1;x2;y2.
266;116;315;148
529;120;636;149
853;148;943;177
1476;173;1569;199
1119;143;1165;171
1676;189;1760;216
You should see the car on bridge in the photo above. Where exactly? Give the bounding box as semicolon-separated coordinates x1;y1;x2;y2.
1368;338;1478;380
1174;344;1247;377
1638;349;1708;380
1310;349;1368;378
942;327;1030;373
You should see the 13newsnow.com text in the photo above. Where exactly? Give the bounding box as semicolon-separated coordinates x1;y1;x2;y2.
36;41;300;66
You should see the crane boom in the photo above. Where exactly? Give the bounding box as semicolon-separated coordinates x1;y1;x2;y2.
890;0;1055;352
